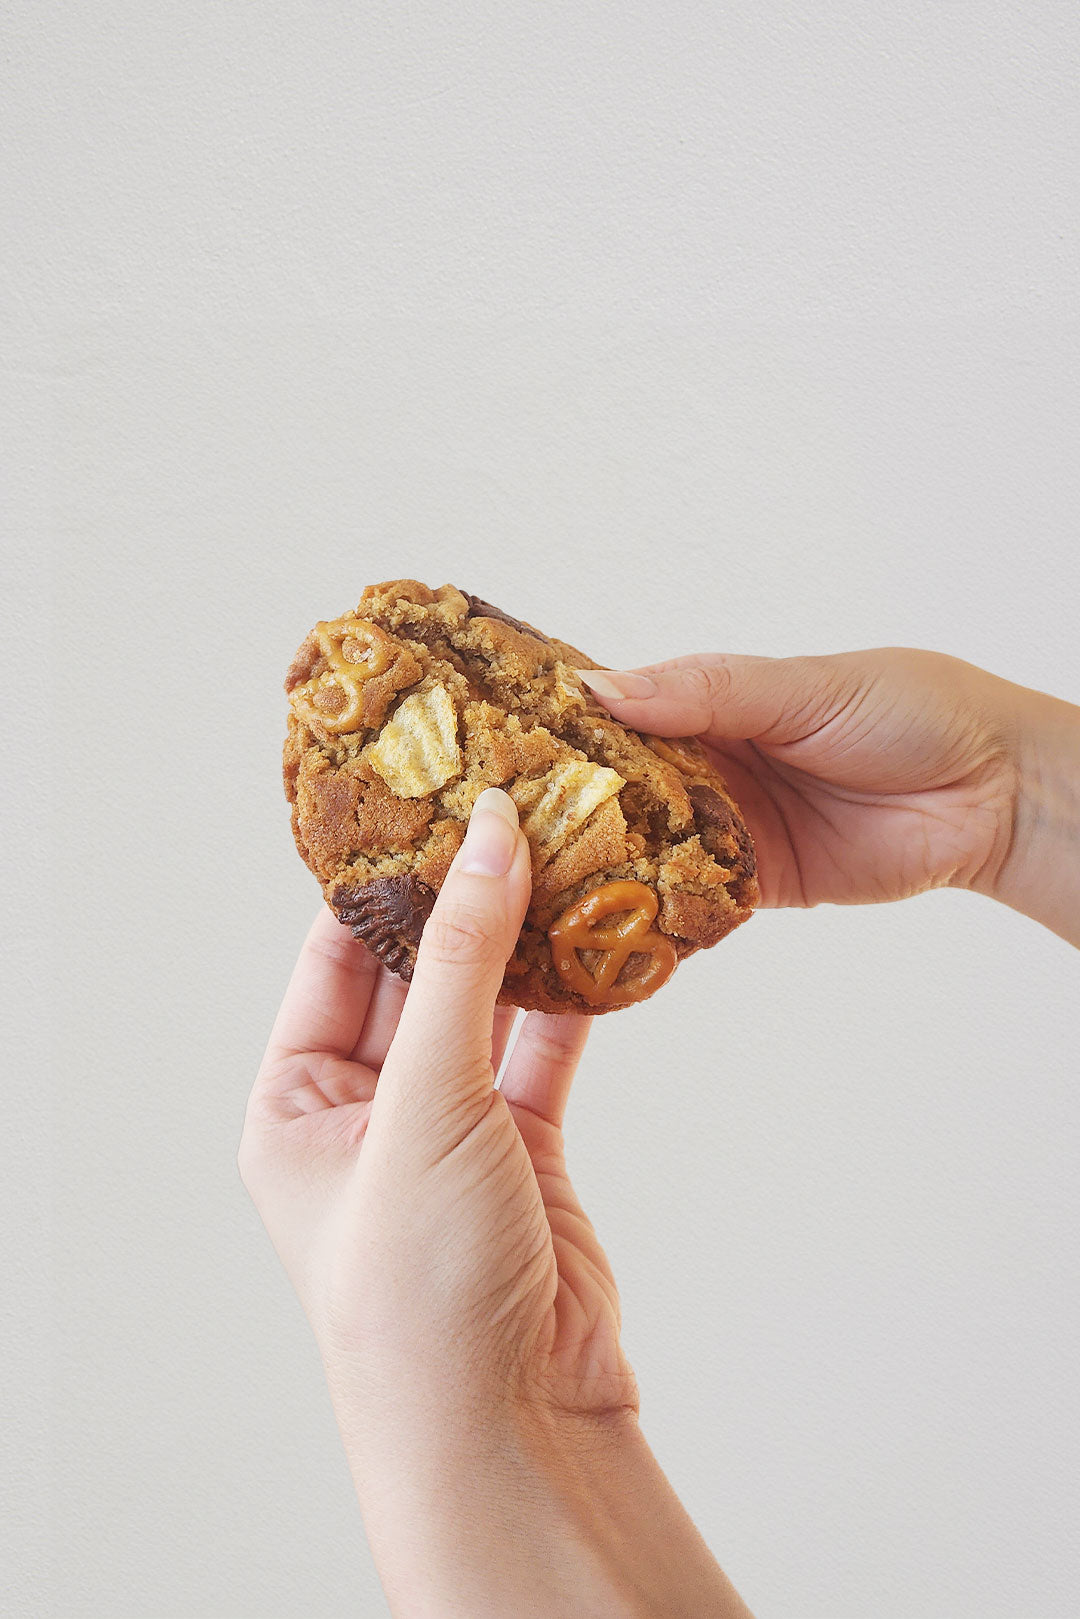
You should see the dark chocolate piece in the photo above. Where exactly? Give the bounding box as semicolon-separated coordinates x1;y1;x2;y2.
688;783;757;879
687;782;734;829
465;593;550;644
331;874;437;980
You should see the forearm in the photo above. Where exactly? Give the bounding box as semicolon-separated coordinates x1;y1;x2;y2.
328;1384;751;1619
982;685;1080;948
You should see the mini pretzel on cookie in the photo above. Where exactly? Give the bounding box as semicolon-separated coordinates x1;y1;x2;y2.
548;880;679;1008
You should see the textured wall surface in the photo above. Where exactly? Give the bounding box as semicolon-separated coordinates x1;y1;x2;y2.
5;3;1079;1615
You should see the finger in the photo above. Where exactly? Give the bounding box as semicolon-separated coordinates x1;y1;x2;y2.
369;788;532;1155
262;1049;380;1115
498;1011;592;1130
576;653;851;748
355;981;516;1084
349;965;411;1070
264;905;380;1066
491;1005;519;1076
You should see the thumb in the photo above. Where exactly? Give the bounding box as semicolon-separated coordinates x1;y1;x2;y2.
368;787;531;1159
576;653;851;747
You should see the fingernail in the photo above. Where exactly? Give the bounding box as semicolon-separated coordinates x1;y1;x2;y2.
575;669;657;702
458;788;520;876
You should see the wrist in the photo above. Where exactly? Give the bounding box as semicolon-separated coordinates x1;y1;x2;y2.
515;1405;752;1619
329;1385;750;1619
976;684;1080;947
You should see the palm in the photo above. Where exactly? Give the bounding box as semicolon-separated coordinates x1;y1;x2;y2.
505;1100;636;1420
703;738;1008;908
253;949;634;1422
696;651;1018;909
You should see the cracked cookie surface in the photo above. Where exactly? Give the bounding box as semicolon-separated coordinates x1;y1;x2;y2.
283;580;758;1013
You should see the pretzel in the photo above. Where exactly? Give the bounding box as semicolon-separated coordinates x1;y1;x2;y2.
288;617;397;733
548;880;678;1007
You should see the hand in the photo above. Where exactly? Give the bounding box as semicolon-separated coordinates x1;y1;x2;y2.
578;649;1080;944
240;788;751;1618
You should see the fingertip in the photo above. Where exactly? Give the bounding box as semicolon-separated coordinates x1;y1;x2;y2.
264;901;381;1067
308;899;355;947
575;669;658;703
407;795;531;982
579;656;765;739
471;785;519;825
499;1008;593;1127
369;806;533;1152
452;785;529;877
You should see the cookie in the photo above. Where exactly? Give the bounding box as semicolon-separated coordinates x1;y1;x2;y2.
283;580;758;1014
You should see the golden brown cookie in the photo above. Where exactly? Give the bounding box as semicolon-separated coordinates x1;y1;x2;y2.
283;581;758;1013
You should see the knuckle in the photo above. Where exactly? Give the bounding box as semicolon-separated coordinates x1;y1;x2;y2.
682;657;734;714
519;1009;589;1066
419;905;499;970
792;653;868;727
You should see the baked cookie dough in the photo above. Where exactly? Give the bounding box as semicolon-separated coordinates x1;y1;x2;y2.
283;580;758;1014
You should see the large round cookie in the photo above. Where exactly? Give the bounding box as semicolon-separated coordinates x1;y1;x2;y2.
283;580;758;1014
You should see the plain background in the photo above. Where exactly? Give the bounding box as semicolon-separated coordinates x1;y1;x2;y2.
4;3;1079;1615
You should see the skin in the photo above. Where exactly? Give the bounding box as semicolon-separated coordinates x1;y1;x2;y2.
581;649;1080;945
240;649;1079;1617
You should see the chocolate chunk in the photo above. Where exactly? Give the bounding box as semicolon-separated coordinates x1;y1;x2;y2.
330;874;437;981
687;783;734;830
465;593;550;645
688;783;757;879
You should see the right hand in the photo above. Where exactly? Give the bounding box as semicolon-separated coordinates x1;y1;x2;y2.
578;648;1075;929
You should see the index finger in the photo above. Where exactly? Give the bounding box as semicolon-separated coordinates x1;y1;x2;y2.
578;653;832;746
263;904;380;1067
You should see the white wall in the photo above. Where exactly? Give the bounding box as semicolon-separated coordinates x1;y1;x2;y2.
5;4;1078;1615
